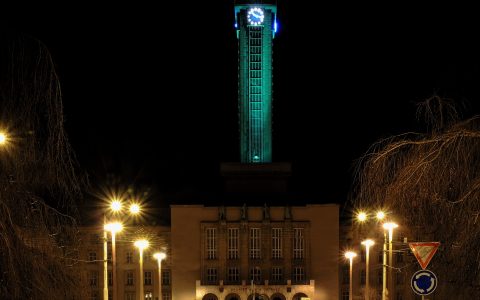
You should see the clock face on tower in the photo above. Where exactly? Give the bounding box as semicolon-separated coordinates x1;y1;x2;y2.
247;7;264;26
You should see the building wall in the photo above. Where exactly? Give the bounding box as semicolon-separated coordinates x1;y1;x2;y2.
171;204;339;300
76;225;171;300
340;221;419;300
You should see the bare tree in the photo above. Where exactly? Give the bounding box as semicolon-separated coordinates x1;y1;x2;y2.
351;95;480;297
0;32;85;298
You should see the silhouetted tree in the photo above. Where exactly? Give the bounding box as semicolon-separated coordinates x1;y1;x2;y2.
352;95;480;297
0;32;85;298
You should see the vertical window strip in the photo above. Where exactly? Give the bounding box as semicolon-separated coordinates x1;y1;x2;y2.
272;228;282;259
293;228;304;259
250;228;261;259
206;228;217;259
228;228;239;259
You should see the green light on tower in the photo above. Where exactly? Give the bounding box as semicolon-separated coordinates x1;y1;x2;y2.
234;0;277;163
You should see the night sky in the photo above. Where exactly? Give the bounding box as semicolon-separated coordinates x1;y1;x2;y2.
3;2;480;208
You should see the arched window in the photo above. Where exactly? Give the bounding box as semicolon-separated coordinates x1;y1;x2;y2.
225;293;241;300
203;293;218;300
292;293;308;300
270;293;286;300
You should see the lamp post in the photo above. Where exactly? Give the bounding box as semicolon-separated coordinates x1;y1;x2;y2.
361;239;374;300
345;251;357;300
134;239;149;300
104;222;123;300
103;199;141;300
382;222;398;300
153;252;166;300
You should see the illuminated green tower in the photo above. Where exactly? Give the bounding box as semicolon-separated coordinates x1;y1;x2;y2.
234;0;277;163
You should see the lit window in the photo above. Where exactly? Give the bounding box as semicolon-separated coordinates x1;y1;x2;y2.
144;271;152;285
162;269;171;285
272;228;283;259
145;292;153;300
227;267;240;283
228;228;239;260
249;267;261;283
88;251;97;263
271;267;283;283
89;271;98;287
293;266;305;283
126;271;134;285
90;291;98;300
360;269;366;285
293;228;304;259
250;228;261;259
206;268;217;284
162;292;171;300
206;228;217;259
125;292;135;300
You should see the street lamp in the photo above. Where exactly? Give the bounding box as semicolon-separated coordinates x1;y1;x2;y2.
134;239;149;300
345;251;357;300
382;222;398;300
153;252;166;300
0;132;7;145
104;222;123;300
361;239;375;300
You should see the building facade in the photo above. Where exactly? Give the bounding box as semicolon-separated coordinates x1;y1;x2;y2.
77;225;171;300
171;204;339;300
340;220;424;300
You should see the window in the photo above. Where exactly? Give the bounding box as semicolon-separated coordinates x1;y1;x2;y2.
145;292;153;300
342;291;349;300
250;228;261;259
250;267;261;283
396;252;404;263
88;251;96;262
342;265;349;284
162;269;171;285
272;228;282;259
228;228;239;260
293;266;305;283
293;228;304;259
89;271;98;287
396;272;404;285
126;271;134;285
126;251;133;263
162;292;171;300
125;292;135;300
377;269;383;285
90;291;98;300
271;267;283;283
206;228;217;259
145;271;152;285
227;267;240;283
108;270;113;286
360;269;366;285
206;268;217;284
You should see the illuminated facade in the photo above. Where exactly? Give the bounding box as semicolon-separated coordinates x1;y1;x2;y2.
76;225;171;300
235;0;277;163
171;204;339;300
340;222;419;300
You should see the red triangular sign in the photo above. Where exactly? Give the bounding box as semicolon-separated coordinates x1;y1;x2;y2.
408;242;440;269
